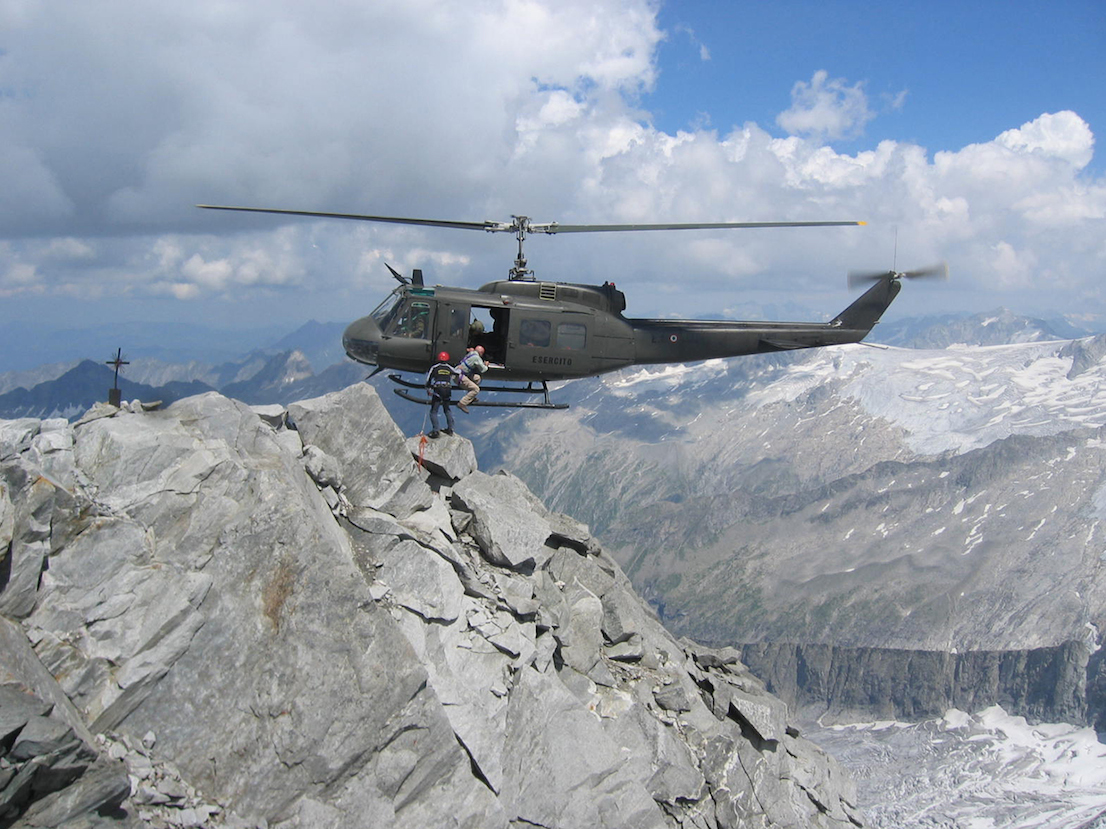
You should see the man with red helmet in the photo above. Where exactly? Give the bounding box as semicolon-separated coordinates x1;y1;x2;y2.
425;351;461;438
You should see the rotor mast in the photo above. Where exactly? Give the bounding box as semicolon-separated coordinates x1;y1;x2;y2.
508;216;535;281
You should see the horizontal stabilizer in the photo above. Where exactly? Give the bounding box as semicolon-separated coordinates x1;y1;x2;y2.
760;338;808;351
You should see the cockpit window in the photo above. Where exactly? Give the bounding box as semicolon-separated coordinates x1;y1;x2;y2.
371;293;434;339
370;290;403;330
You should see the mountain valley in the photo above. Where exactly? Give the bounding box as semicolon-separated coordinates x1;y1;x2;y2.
468;330;1106;730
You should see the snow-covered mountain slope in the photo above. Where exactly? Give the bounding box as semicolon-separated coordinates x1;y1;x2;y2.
601;336;1106;456
475;335;1106;658
872;306;1087;348
806;706;1106;829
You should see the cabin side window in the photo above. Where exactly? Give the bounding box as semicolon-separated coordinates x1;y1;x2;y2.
557;322;586;350
449;306;467;339
520;318;551;347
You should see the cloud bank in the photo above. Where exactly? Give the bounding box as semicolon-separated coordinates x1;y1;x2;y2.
0;0;1102;329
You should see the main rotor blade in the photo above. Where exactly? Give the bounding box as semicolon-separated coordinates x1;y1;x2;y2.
539;220;866;234
198;206;866;236
196;205;494;232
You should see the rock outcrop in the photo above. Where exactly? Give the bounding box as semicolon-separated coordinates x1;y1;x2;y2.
0;385;861;827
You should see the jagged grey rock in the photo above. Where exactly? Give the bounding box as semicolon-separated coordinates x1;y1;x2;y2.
0;418;42;459
0;463;56;620
1062;333;1106;379
376;537;464;623
499;665;668;828
555;592;606;678
288;383;433;518
452;471;554;571
302;444;341;490
406;433;478;482
0;616;131;826
0;385;862;828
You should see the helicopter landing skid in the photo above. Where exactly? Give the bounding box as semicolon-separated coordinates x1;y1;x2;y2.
388;375;568;410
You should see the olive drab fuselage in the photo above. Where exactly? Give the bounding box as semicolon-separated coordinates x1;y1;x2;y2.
342;275;901;383
196;205;911;398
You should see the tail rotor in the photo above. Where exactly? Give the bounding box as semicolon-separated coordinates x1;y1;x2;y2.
847;262;948;290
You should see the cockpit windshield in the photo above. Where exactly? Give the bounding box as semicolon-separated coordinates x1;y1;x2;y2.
369;290;433;339
370;290;403;330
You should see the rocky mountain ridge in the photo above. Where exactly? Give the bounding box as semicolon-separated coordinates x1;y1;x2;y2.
0;351;364;421
0;385;861;827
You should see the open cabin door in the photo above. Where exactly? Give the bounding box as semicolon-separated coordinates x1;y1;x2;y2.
467;306;509;365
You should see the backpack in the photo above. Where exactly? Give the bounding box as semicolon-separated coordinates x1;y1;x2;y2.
429;362;455;391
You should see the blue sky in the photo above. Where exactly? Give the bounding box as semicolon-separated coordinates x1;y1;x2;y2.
649;1;1104;167
0;0;1103;370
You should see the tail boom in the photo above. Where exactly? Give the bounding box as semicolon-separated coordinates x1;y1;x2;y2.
627;276;901;367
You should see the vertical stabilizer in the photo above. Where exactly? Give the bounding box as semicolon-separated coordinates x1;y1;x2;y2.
831;276;902;333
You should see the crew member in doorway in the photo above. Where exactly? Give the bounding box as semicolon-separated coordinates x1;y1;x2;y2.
468;317;485;348
457;345;488;412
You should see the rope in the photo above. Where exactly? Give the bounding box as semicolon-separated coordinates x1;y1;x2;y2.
416;394;431;469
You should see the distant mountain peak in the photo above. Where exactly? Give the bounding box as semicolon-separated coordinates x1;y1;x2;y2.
874;307;1076;348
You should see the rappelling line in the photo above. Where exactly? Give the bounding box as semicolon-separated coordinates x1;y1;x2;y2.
416;406;430;469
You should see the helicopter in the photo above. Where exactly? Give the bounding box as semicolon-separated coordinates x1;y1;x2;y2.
197;205;946;409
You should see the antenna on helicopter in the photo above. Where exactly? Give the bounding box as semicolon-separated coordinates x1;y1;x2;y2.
386;264;409;285
385;264;425;286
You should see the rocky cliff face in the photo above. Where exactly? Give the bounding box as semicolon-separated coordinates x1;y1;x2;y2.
738;640;1092;727
0;385;861;828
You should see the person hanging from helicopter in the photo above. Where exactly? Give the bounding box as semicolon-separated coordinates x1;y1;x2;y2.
457;345;489;412
425;351;461;438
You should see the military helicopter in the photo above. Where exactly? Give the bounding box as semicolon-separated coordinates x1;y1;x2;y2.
198;205;944;409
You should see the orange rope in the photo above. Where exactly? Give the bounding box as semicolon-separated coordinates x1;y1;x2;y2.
417;433;428;469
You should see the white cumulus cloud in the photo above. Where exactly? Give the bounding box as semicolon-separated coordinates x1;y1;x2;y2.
776;70;875;141
0;2;1101;331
